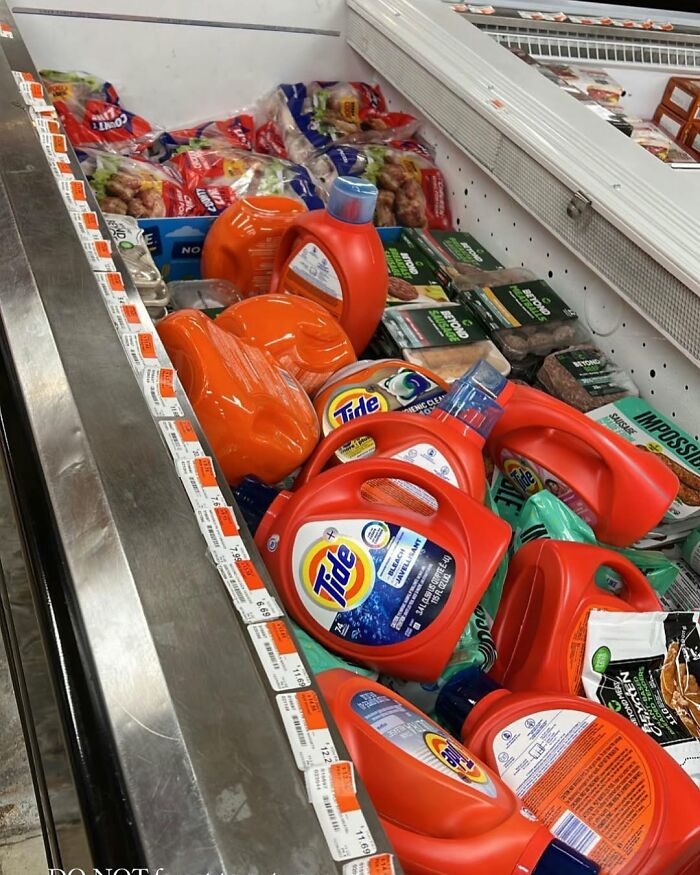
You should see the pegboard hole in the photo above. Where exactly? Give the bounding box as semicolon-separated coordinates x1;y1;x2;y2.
650;389;655;396
663;363;667;369
456;217;461;227
464;187;468;196
505;246;509;252
642;342;646;348
649;369;656;378
547;270;553;278
672;411;676;418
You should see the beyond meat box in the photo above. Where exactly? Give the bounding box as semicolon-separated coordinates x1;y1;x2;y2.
588;397;700;523
380;227;450;306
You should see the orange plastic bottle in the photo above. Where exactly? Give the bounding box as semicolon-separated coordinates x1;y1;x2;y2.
270;177;388;353
296;368;505;504
319;669;599;875
201;194;306;296
157;309;319;484
466;360;678;546
491;540;661;696
437;670;700;875
255;457;510;681
215;294;356;395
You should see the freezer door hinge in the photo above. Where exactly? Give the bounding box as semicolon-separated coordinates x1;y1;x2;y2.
567;190;592;219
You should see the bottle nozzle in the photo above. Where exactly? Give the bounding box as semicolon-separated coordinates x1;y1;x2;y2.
436;360;505;439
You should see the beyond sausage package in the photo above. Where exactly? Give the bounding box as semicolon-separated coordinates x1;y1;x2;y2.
589;397;700;525
583;610;700;784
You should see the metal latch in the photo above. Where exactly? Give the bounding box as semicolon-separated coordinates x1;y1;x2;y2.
567;191;592;219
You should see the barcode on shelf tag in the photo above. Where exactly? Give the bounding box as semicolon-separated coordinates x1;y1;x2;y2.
194;504;241;564
142;367;183;418
58;176;90;212
176;456;226;510
16;77;49;108
217;560;282;623
159;419;205;462
94;270;127;302
305;761;376;861
107;300;143;334
0;23;13;38
69;210;103;242
38;129;68;157
83;239;116;272
12;71;34;83
249;620;310;691
120;331;157;373
342;854;396;875
277;691;339;770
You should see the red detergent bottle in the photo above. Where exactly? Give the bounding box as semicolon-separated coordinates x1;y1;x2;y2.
271;176;387;354
255;457;510;681
436;669;700;875
465;360;678;546
296;369;504;503
491;540;661;696
319;669;599;875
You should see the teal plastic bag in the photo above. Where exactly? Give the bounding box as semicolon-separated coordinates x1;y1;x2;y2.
291;621;377;679
510;484;678;595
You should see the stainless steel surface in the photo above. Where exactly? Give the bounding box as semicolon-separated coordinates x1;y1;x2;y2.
0;3;395;872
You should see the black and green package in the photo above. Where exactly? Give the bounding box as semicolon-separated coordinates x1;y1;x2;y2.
383;231;450;306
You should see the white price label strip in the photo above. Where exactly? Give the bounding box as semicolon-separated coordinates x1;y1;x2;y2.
107;300;143;334
69;210;103;243
120;331;157;373
176;456;226;510
277;691;339;770
83;239;116;272
249;620;310;692
343;855;396;875
95;271;127;302
194;504;241;564
142;367;183;418
47;158;73;180
159;419;205;462
30;112;61;135
14;75;49;108
217;560;282;623
38;129;68;158
0;23;13;38
58;176;90;212
306;761;376;862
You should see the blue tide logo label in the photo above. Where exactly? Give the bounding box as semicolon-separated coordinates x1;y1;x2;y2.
327;388;389;428
424;732;489;785
301;537;375;611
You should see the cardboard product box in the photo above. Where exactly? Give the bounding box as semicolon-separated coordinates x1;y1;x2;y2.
379;227;451;307
137;216;215;281
683;120;700;160
662;76;700;123
653;104;690;143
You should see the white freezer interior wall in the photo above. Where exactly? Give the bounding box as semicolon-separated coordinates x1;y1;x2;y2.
11;1;700;438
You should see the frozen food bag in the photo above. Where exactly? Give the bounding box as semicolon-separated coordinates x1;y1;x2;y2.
159;112;257;157
583;610;700;784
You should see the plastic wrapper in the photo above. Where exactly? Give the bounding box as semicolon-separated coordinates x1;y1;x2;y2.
104;213;169;315
261;81;420;165
538;63;625;105
40;69;158;153
158;112;256;158
630;119;697;163
165;146;324;215
168;279;242;313
83;149;199;218
537;344;638;412
490;478;679;596
314;140;451;229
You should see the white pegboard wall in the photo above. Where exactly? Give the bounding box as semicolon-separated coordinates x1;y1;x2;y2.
372;71;699;439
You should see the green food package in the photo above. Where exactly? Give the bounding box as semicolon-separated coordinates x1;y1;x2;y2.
501;477;679;595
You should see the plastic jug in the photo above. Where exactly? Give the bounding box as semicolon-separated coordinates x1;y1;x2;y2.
270;177;388;353
201;194;306;296
255;457;510;681
157;309;319;485
491;540;662;696
215;294;356;395
319;669;599;875
437;669;700;875
296;368;505;505
467;359;679;546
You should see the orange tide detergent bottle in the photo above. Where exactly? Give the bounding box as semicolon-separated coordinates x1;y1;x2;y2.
201;194;306;296
468;360;678;546
255;457;510;680
214;294;356;395
271;177;387;354
436;669;700;875
157;309;318;484
314;360;449;462
318;669;599;875
296;366;505;506
491;540;661;696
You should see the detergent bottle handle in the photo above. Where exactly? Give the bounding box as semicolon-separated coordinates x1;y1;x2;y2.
296;412;426;488
572;545;662;610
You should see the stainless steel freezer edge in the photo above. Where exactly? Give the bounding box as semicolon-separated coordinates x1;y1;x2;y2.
0;4;396;872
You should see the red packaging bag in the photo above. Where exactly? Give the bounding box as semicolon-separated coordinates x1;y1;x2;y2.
161;112;256;156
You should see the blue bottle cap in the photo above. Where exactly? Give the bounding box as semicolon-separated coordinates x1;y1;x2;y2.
434;666;501;737
534;839;600;875
232;476;279;536
328;176;378;224
462;358;508;399
436;378;504;439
